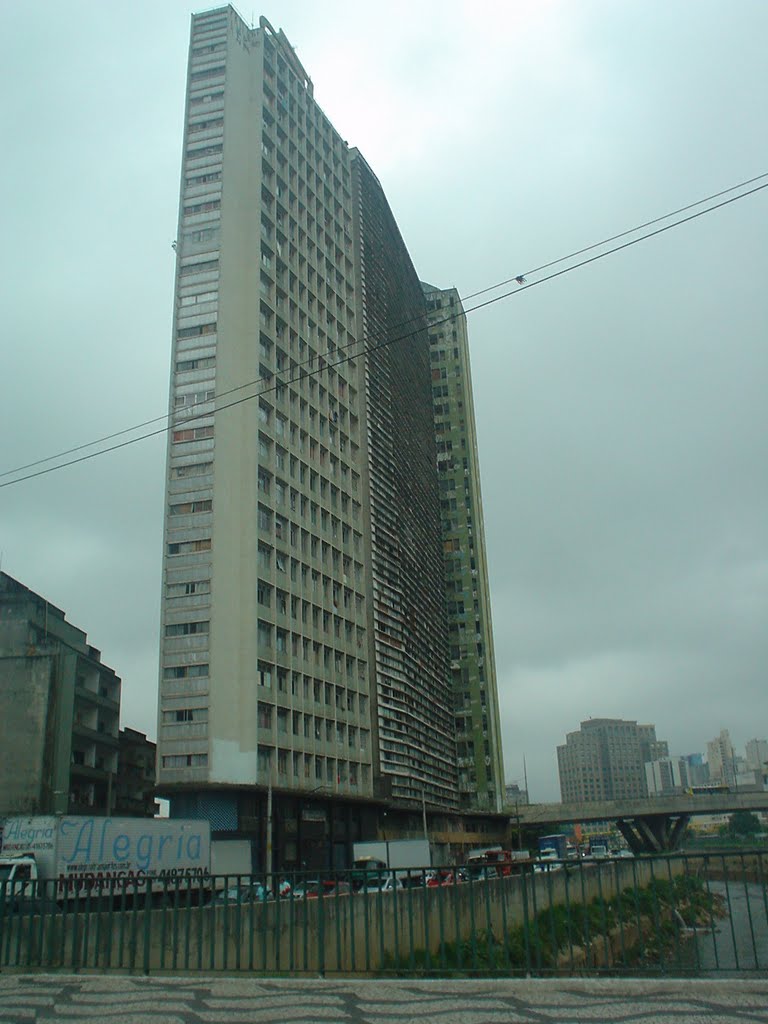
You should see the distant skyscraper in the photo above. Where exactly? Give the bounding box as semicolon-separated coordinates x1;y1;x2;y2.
645;756;690;796
706;729;737;787
156;7;503;863
557;718;667;802
423;284;505;812
745;738;768;773
682;752;710;788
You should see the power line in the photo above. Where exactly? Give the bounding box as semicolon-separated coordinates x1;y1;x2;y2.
466;169;768;301
3;171;765;483
2;177;766;491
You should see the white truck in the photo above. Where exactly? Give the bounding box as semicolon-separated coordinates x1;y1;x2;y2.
0;815;212;903
351;839;433;887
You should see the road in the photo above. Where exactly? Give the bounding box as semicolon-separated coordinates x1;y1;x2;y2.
0;975;767;1023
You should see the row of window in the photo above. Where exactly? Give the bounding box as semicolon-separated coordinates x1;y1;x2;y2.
256;702;368;747
258;587;362;644
163;707;208;723
255;542;363;595
256;619;364;660
167;539;211;557
256;746;368;787
173;461;212;479
176;356;215;373
262;36;349;170
163;664;209;679
165;620;209;637
255;663;369;714
162;753;208;768
172;426;214;444
185;169;222;188
260;111;350;221
169;499;212;516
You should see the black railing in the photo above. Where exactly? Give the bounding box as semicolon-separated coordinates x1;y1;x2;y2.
0;850;765;975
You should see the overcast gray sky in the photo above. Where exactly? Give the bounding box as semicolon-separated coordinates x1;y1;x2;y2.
1;1;766;801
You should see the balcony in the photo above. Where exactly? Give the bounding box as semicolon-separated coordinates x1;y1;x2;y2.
72;723;120;748
75;685;120;713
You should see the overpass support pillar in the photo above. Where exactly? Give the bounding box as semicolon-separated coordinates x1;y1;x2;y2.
616;813;690;854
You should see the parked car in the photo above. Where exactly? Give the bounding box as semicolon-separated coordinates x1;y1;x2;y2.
426;869;462;887
466;865;499;881
209;882;272;905
291;880;321;899
291;878;351;899
321;879;352;897
364;875;407;894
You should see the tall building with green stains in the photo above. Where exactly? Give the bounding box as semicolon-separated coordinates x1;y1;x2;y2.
422;284;505;812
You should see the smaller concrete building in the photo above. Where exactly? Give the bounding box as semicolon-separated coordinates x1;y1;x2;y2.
0;573;121;816
645;756;690;796
115;728;159;817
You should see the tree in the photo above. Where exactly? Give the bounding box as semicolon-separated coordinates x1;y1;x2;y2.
727;810;761;837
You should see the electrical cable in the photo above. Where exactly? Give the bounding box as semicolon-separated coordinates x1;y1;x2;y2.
3;171;766;482
1;177;766;490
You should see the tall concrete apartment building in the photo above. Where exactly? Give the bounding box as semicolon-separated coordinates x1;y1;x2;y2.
422;285;504;812
557;718;668;803
157;8;503;865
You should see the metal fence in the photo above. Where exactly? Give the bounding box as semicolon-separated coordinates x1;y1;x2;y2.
1;850;766;976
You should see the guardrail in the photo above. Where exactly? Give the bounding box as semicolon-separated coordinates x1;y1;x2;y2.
0;851;765;975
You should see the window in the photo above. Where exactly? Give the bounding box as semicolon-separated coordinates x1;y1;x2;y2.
168;581;210;603
176;356;216;372
165;621;209;637
257;703;273;729
174;461;212;479
171;425;214;442
162;707;209;723
258;662;272;688
177;322;217;339
164;664;209;679
167;539;211;556
169;499;213;515
257;747;273;774
162;753;208;768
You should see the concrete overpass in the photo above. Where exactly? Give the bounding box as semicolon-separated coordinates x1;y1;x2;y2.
514;791;768;853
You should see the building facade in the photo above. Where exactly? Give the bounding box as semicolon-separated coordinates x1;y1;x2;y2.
423;284;505;812
745;738;768;774
115;729;159;818
156;8;502;865
644;756;690;796
557;718;668;803
0;573;121;817
706;729;737;787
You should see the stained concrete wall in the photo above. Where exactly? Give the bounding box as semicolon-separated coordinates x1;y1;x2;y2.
0;601;58;815
1;860;684;972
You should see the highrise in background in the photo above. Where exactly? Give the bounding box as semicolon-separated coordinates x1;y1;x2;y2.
557;718;668;802
706;729;737;787
422;285;504;812
156;7;504;865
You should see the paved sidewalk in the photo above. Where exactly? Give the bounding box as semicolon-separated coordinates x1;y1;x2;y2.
1;975;767;1023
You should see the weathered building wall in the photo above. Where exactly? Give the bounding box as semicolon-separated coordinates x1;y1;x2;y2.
0;653;55;815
